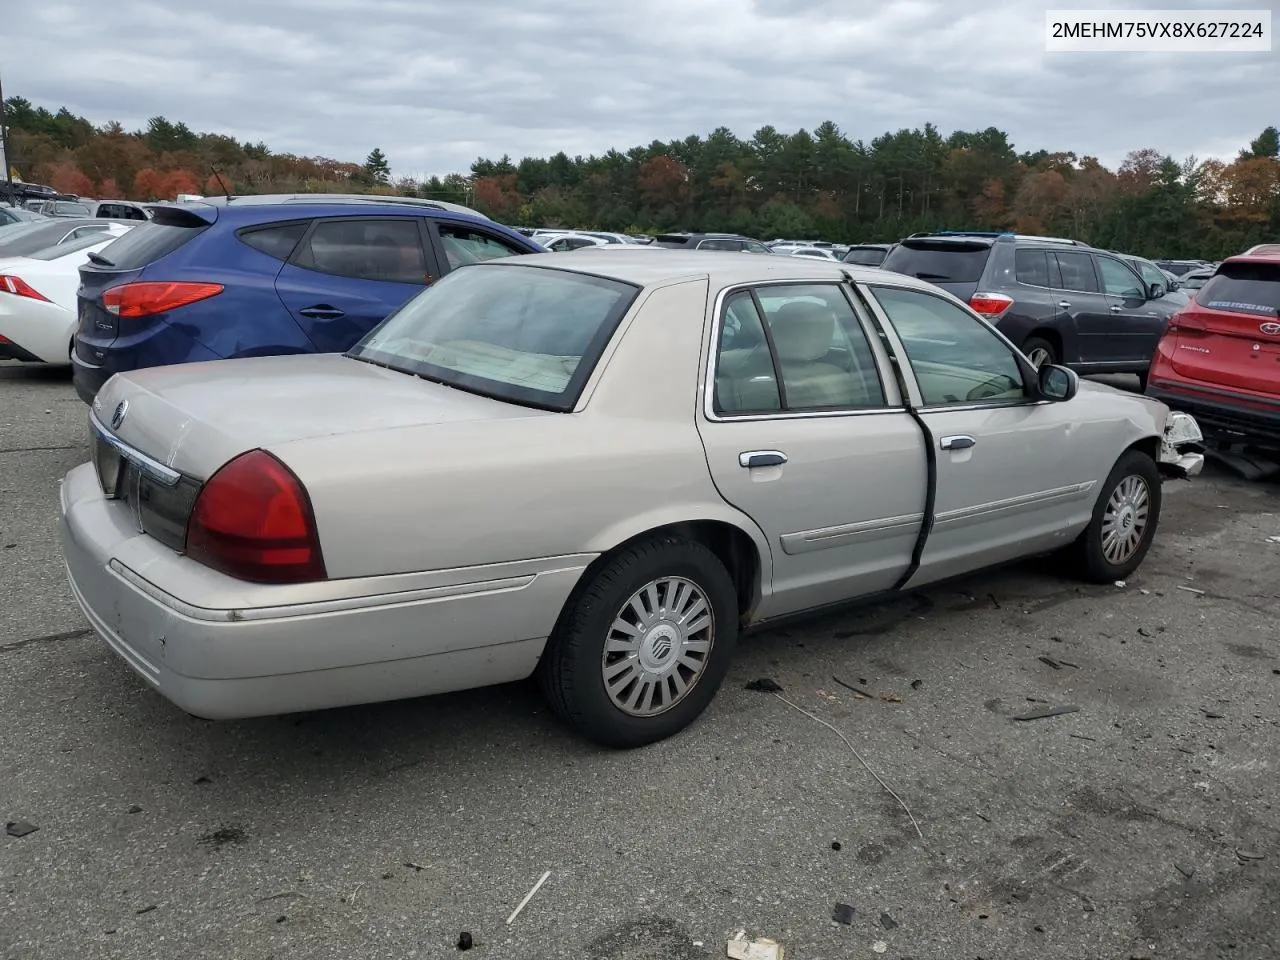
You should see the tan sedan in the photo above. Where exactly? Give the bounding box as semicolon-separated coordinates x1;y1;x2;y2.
60;251;1203;747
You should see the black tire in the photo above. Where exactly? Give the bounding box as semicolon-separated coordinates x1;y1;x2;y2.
1022;336;1057;369
1066;450;1163;583
538;535;738;748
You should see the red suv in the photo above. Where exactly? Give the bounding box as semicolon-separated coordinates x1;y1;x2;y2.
1146;247;1280;468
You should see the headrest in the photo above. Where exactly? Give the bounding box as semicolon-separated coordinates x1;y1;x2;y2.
772;301;835;362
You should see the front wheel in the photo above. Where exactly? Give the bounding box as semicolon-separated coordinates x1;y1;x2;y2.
1067;450;1163;583
538;535;738;748
1022;336;1057;369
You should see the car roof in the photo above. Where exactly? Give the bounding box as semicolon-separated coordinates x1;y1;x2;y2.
490;248;933;291
195;193;489;219
155;199;501;231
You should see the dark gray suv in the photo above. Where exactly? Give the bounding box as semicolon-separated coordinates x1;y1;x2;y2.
880;232;1181;385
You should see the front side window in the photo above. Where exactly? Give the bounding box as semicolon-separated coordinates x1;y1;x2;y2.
713;284;885;414
293;218;427;284
438;223;525;268
868;285;1026;406
1097;256;1145;299
349;263;638;412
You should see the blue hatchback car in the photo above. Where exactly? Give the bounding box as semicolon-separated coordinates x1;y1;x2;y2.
72;197;544;403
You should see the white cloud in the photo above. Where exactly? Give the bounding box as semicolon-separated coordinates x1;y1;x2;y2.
7;0;1276;176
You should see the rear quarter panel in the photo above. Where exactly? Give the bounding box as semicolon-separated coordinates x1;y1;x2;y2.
272;277;773;583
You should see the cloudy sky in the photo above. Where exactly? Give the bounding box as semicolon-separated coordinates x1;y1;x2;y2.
8;0;1276;177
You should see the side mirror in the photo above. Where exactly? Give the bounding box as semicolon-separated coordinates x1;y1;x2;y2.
1147;281;1166;300
1038;363;1078;402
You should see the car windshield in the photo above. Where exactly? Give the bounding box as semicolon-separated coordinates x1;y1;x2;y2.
881;240;990;282
843;247;886;265
348;263;640;412
1195;262;1280;316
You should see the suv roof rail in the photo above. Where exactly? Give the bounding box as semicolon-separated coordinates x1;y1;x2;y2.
198;193;490;220
907;230;1088;246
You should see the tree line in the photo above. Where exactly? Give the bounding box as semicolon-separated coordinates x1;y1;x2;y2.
4;96;1277;259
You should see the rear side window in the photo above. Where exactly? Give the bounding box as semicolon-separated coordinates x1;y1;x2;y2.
1052;252;1099;292
294;218;428;284
697;238;743;251
238;222;308;261
880;241;990;282
94;216;208;269
1015;249;1051;286
1196;263;1280;316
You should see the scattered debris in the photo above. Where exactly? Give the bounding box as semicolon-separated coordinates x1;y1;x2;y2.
1200;709;1225;720
1177;585;1206;596
1266;536;1280;544
988;593;1001;609
768;693;926;846
1175;862;1195;879
127;805;143;815
1013;704;1080;722
1069;734;1098;742
198;826;246;847
745;678;783;693
192;775;213;785
975;812;991;823
832;903;855;925
380;872;393;880
831;841;842;851
1237;849;1265;863
1138;627;1153;638
456;931;474;951
872;942;888;954
506;870;551;924
1038;655;1063;670
879;911;898;930
831;676;874;698
135;905;157;915
727;933;785;959
1115;580;1126;588
879;695;902;704
910;679;923;690
5;820;38;838
403;861;427;872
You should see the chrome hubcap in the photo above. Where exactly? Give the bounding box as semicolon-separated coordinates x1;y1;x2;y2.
1101;475;1150;565
602;576;714;717
1027;347;1052;368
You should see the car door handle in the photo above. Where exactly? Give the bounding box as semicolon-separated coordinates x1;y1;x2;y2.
1110;305;1123;313
1057;300;1072;309
299;305;346;319
739;450;788;468
940;435;976;451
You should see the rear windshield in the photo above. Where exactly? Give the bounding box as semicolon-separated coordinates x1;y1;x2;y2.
349;263;640;412
91;217;207;269
26;232;120;260
880;240;990;282
0;221;85;257
653;235;692;247
843;247;887;266
1195;263;1280;316
54;202;91;216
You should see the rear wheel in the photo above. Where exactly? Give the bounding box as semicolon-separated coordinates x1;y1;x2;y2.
1022;336;1057;369
538;535;738;748
1066;450;1162;583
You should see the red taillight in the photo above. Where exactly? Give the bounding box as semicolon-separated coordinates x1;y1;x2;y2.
0;275;51;302
185;450;326;584
969;292;1014;318
103;281;223;318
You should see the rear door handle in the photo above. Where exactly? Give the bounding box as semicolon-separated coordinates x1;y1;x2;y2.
739;450;788;468
1057;300;1072;309
1110;305;1123;313
299;305;346;319
940;435;976;451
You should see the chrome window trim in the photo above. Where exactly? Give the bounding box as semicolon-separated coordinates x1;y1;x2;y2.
89;410;182;487
700;278;903;424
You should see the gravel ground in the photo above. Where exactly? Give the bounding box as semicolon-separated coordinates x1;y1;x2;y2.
2;362;1277;960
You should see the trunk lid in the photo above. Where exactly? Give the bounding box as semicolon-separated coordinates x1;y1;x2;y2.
75;204;214;362
92;352;549;480
1168;261;1280;396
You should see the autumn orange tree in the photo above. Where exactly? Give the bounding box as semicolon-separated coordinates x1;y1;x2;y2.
4;94;1277;259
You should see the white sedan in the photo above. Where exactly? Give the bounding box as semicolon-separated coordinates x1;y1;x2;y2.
0;226;135;364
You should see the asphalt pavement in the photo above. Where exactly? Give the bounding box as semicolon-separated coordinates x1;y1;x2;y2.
2;362;1277;960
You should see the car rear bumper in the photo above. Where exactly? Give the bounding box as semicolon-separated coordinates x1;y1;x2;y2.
1147;383;1280;450
59;462;590;719
0;299;74;364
